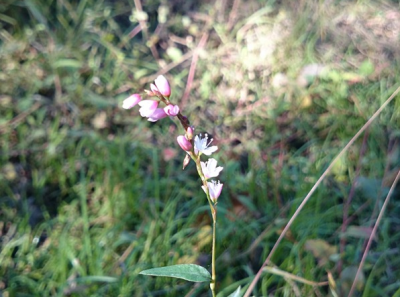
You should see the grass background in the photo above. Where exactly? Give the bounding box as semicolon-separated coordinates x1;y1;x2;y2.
1;0;400;296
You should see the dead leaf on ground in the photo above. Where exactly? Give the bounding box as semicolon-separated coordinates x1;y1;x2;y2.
304;239;338;266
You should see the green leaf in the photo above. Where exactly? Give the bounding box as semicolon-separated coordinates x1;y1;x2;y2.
24;0;48;28
75;276;118;283
358;60;374;76
227;286;242;297
53;59;83;69
139;264;211;282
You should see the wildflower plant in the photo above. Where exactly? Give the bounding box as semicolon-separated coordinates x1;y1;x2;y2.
123;75;222;296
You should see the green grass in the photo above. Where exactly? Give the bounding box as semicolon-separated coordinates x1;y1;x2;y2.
1;0;400;296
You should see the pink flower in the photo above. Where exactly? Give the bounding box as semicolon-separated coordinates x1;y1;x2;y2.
202;180;223;203
201;158;223;179
154;75;171;97
122;94;142;109
164;104;180;116
147;108;167;122
194;134;218;156
138;100;158;117
177;135;193;151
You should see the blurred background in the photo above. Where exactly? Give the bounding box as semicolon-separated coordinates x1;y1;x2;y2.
1;0;400;296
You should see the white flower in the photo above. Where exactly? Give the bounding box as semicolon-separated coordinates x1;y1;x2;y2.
194;134;218;156
201;158;223;179
202;180;223;203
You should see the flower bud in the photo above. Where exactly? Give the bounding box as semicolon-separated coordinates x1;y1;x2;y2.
164;104;180;116
122;94;142;109
177;135;192;151
150;83;159;95
186;126;194;140
154;75;171;97
182;154;191;170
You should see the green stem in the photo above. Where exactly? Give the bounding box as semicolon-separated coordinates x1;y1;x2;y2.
210;206;217;297
193;156;217;296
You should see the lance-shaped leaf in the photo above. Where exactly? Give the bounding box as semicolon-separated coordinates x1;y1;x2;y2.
139;264;211;282
227;286;242;297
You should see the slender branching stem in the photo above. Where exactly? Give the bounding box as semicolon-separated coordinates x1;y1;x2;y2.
194;156;217;296
177;110;218;296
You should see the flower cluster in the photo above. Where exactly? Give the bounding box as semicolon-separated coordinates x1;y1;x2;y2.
122;75;223;203
177;132;223;203
122;75;179;122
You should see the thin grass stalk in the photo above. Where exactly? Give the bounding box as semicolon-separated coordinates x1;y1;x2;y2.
347;169;400;297
243;86;400;297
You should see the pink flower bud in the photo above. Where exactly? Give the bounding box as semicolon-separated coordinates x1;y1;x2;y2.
122;94;142;109
164;104;180;116
154;75;171;97
147;108;167;122
150;83;159;94
138;100;158;117
177;135;193;151
186;126;194;140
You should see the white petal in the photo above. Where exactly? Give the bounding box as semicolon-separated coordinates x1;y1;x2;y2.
202;146;218;156
206;158;218;170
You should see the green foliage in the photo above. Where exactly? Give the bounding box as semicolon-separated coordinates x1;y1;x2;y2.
140;264;212;282
1;0;400;296
227;286;242;297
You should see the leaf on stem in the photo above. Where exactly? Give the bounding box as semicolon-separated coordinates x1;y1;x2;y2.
139;264;211;282
227;286;242;297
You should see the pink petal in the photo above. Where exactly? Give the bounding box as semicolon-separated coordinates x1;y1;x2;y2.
164;104;180;116
209;181;223;202
147;108;167;122
177;135;193;151
122;94;142;109
186;126;194;140
138;100;158;117
154;75;171;97
150;83;159;94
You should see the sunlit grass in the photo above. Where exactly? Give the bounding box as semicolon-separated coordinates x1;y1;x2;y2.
1;0;400;296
